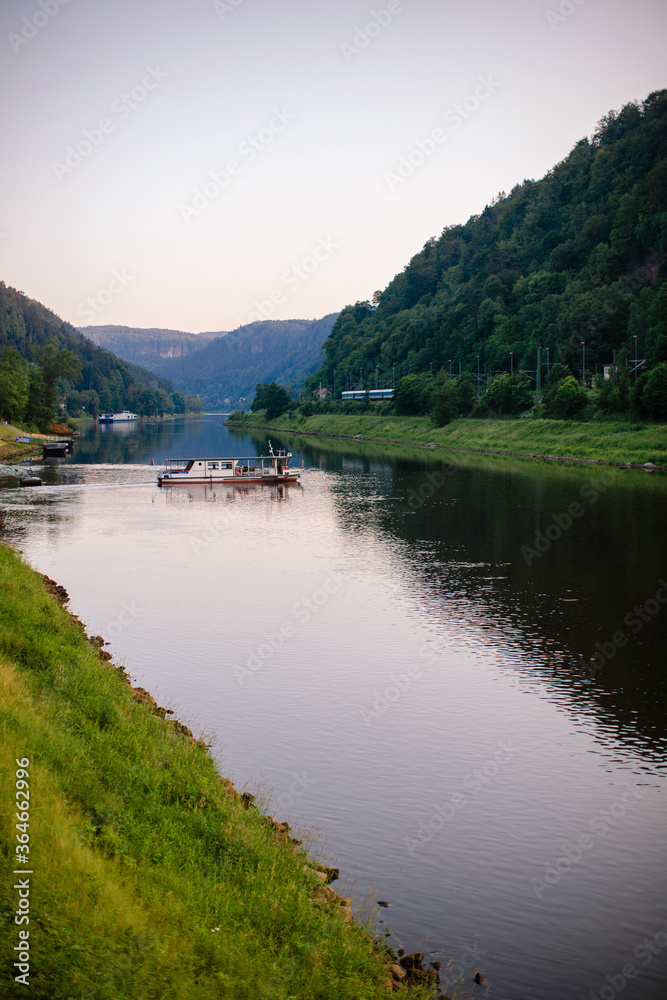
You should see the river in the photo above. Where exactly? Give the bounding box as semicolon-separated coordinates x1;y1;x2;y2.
2;414;666;1000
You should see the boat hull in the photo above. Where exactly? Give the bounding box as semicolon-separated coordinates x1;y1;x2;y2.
158;473;300;486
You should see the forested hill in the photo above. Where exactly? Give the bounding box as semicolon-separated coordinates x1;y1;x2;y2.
157;314;339;408
0;282;198;416
313;90;667;390
80;325;221;373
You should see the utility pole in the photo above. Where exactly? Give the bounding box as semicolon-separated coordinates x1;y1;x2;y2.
581;342;586;387
392;363;396;388
375;365;379;389
448;359;452;378
546;348;550;379
633;335;638;384
536;345;541;406
458;360;461;378
510;352;513;376
359;368;363;391
476;355;480;396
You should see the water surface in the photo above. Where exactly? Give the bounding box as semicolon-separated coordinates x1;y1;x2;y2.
2;415;666;1000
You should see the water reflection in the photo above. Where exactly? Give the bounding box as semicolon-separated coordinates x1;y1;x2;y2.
232;426;667;765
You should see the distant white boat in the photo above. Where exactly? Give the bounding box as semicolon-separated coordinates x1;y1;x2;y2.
98;411;138;423
158;443;302;486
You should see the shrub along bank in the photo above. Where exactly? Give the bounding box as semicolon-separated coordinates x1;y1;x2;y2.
0;543;433;999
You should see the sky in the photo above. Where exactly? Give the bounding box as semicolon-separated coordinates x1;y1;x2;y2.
1;0;666;334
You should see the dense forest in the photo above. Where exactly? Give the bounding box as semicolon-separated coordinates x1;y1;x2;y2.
0;283;201;429
157;314;338;408
307;91;667;421
80;325;218;372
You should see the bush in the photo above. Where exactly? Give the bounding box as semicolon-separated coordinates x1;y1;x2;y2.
552;376;588;418
252;382;291;420
475;373;534;416
642;362;667;419
394;374;432;415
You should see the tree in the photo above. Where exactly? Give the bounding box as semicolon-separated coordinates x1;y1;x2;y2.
24;368;54;430
252;382;291;420
395;374;432;415
552;376;588;418
32;339;82;410
430;380;458;426
0;348;30;424
642;363;667;420
453;373;476;417
478;372;533;416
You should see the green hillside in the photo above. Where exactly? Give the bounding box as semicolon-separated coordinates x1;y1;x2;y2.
311;91;667;398
0;283;201;423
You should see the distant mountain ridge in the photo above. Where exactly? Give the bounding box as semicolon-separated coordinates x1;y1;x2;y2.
81;325;222;371
80;314;339;407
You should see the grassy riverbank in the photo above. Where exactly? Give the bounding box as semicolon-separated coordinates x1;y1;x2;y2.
0;544;424;999
0;422;42;464
228;412;667;466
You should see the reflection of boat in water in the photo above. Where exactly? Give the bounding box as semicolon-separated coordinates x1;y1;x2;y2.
98;411;138;423
157;444;303;486
163;480;298;505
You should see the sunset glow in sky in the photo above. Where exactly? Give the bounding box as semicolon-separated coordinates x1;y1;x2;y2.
1;0;666;332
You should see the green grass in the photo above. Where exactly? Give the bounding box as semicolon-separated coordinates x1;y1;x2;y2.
0;545;424;999
0;422;39;463
230;412;667;466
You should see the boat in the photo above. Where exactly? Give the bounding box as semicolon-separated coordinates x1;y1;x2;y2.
98;411;138;423
42;440;73;458
157;443;302;486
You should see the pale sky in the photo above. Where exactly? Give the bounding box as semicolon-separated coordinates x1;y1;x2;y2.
1;0;665;333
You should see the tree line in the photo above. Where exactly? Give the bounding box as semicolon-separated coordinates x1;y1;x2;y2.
305;90;667;422
0;283;201;430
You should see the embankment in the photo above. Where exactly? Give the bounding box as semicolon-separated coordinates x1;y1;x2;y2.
0;543;431;999
227;413;667;468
